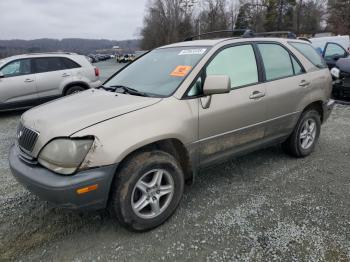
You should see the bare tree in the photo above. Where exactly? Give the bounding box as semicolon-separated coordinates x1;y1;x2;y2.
328;0;350;35
141;0;195;49
199;0;231;33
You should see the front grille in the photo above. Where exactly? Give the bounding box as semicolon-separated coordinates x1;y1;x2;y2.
17;123;39;153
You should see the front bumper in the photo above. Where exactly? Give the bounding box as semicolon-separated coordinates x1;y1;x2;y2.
9;145;117;210
322;99;335;123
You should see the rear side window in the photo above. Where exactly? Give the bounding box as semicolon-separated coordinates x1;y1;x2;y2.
33;57;79;73
206;44;259;89
258;43;294;81
289;42;327;68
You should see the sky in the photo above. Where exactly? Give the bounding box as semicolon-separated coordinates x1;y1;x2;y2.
0;0;149;40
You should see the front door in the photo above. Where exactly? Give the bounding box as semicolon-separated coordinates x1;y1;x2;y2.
0;58;37;109
197;44;267;167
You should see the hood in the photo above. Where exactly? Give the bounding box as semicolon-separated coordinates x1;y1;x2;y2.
22;89;161;138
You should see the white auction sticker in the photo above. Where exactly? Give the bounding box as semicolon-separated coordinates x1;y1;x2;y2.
178;49;207;55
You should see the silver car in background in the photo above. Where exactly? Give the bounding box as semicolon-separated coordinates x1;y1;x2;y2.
0;53;101;111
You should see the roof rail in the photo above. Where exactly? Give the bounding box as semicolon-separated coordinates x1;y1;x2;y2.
184;29;254;41
184;29;297;41
23;52;77;56
254;31;297;39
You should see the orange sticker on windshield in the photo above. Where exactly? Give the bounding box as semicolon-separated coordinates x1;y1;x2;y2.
170;65;192;77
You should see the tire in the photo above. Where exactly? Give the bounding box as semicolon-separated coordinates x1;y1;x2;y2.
282;109;321;158
65;85;85;96
110;150;184;232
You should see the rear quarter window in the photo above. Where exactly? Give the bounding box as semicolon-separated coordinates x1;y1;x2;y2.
289;42;327;69
61;57;81;69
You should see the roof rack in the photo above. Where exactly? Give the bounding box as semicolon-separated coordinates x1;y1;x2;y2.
254;31;297;39
184;29;297;41
184;29;254;41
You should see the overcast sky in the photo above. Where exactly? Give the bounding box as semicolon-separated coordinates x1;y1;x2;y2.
0;0;149;40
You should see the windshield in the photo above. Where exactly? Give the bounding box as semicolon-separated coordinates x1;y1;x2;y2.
104;47;209;97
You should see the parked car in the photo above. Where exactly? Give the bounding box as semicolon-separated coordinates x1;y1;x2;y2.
9;36;334;231
318;41;349;69
0;53;101;111
117;54;135;63
87;54;99;63
330;58;350;99
309;36;350;99
310;35;350;54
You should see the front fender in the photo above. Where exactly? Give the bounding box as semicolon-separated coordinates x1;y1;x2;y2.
72;97;199;168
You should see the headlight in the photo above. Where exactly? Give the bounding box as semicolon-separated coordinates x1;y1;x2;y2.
38;138;94;175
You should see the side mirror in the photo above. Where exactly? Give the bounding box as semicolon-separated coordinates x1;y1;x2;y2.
0;72;4;78
203;75;231;95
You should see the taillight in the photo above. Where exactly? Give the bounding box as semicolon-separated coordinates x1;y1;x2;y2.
94;67;100;77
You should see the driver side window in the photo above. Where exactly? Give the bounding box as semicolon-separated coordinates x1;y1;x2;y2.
206;44;259;89
186;44;259;97
0;59;32;78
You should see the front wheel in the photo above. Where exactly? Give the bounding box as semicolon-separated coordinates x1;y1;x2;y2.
110;151;184;231
282;109;321;157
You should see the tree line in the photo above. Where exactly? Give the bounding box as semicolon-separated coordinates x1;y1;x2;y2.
0;39;140;59
140;0;349;50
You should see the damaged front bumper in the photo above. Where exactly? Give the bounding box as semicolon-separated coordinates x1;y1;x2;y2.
9;145;118;210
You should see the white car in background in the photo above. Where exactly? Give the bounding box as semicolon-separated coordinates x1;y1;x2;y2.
310;35;350;53
0;53;101;111
309;36;350;69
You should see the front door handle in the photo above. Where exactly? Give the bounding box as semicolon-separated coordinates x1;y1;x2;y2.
249;91;265;100
24;79;34;83
299;80;310;87
62;73;70;77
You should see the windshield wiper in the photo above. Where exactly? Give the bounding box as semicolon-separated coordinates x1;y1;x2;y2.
99;85;149;97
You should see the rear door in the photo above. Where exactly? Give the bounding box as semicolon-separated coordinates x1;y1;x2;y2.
195;44;268;167
33;57;73;99
256;42;312;140
0;58;37;109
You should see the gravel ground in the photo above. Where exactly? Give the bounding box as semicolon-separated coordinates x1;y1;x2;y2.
0;92;349;260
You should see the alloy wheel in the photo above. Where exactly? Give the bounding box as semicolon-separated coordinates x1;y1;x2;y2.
131;169;174;219
299;118;317;150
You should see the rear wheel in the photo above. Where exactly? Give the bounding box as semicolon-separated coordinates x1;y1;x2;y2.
110;151;184;231
65;85;85;96
282;109;321;157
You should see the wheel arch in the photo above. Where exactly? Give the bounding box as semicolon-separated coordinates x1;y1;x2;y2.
114;138;194;185
302;100;324;123
62;81;89;95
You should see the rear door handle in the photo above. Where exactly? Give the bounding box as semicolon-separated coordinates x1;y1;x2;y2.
249;91;265;100
62;73;70;77
24;79;34;83
299;80;310;87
